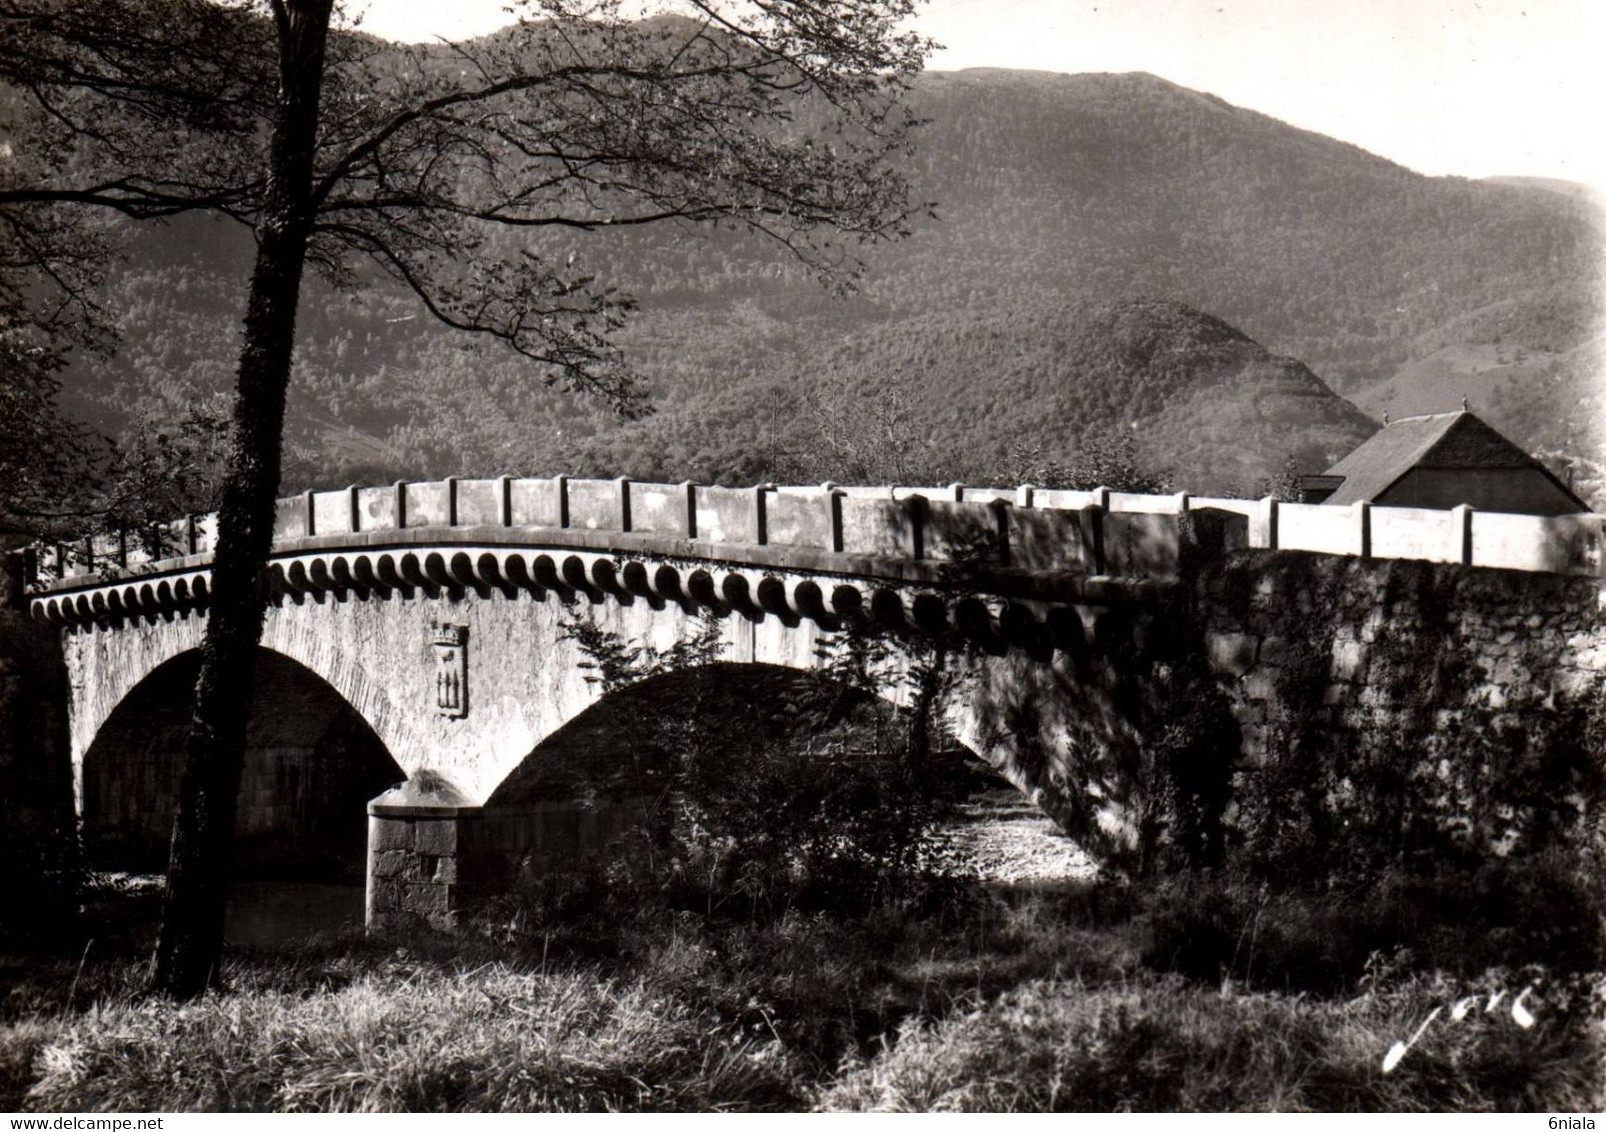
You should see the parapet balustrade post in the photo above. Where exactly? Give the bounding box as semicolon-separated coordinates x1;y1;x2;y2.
81;537;93;576
1261;496;1280;550
185;514;199;556
446;476;459;527
991;498;1012;567
1451;504;1475;566
1174;491;1191;513
751;485;770;546
681;481;697;539
1090;503;1106;574
1355;500;1372;559
498;476;514;527
948;482;965;503
822;483;844;553
907;493;927;561
394;481;409;529
348;484;361;533
1015;484;1036;509
116;529;128;569
554;474;569;529
616;476;632;533
303;489;316;537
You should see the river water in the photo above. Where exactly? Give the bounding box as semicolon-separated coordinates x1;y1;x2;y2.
225;882;365;947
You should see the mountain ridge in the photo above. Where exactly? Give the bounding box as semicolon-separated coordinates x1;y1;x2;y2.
45;63;1601;495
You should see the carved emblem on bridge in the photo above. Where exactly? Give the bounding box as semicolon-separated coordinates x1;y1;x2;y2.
431;622;468;718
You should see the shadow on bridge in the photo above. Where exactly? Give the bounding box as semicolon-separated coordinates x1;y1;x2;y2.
460;659;992;912
82;648;405;885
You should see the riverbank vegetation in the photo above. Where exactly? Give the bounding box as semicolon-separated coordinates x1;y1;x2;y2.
2;865;1600;1111
2;618;1601;1111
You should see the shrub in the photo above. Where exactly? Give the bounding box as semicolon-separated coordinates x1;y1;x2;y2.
1137;850;1606;993
533;612;974;923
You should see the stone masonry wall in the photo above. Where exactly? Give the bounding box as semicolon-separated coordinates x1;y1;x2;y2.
1191;549;1606;868
1198;550;1606;751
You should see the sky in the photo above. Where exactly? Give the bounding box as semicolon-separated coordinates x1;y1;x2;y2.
346;0;1604;192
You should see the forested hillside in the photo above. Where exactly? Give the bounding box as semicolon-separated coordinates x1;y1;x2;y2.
48;61;1603;496
556;297;1377;491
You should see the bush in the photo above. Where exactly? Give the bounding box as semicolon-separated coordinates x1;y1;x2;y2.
1137;850;1606;993
528;613;974;923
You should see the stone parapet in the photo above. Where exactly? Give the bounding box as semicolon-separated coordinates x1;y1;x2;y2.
20;477;1251;593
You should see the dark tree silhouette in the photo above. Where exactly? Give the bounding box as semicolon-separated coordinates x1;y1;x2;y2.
1;0;930;996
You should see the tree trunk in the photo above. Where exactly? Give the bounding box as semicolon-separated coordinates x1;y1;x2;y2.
151;0;334;999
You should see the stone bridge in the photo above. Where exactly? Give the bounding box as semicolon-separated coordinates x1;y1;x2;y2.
16;476;1606;927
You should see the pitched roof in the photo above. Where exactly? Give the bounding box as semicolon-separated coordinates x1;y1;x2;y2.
1318;411;1572;506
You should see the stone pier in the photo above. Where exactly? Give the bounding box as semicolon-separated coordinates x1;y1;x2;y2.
366;771;483;930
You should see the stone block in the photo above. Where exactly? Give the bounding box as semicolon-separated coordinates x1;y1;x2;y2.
1488;658;1522;686
370;849;413;879
1237;735;1270;767
1334;706;1375;731
1329;639;1367;683
431;855;458;884
1230;701;1266;726
1573;646;1606;672
369;817;414;851
1239;671;1278;704
1356;685;1393;709
1553;669;1600;699
369;877;401;912
1256;636;1289;667
1205;631;1257;676
402;880;450;918
413;818;459;856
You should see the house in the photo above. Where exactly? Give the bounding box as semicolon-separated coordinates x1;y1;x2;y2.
1300;410;1591;515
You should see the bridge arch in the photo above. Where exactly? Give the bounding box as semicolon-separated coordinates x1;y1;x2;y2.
81;646;405;882
33;483;1212;928
475;657;991;884
64;597;448;794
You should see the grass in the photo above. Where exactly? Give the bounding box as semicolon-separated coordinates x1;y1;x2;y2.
22;965;796;1112
818;975;1603;1112
2;878;1600;1112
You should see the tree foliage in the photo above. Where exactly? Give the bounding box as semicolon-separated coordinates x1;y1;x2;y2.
2;0;933;997
3;0;931;410
0;284;225;542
